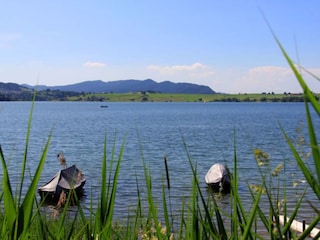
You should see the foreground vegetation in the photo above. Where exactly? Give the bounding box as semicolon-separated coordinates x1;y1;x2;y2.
1;35;320;239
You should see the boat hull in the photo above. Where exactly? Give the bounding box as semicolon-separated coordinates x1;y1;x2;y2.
38;180;86;204
206;176;231;193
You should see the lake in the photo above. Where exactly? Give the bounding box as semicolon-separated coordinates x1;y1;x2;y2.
0;101;319;223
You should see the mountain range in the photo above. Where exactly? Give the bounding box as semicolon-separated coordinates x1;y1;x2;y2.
22;79;215;94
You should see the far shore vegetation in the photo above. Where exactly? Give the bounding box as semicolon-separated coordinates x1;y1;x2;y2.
1;89;320;102
74;91;320;103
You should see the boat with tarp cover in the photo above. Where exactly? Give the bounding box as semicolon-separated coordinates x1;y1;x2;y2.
205;163;231;193
38;165;86;203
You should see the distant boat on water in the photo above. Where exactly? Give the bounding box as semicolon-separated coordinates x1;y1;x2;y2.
100;105;108;108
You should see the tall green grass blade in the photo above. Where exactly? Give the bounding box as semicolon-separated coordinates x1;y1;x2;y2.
31;210;47;239
142;160;161;238
75;191;91;239
282;127;320;199
282;156;288;239
181;134;222;238
231;131;252;239
190;176;199;239
213;198;228;239
242;182;263;239
56;193;73;238
19;129;52;238
249;190;270;237
179;196;186;239
105;136;125;226
251;156;280;238
48;133;126;239
137;132;162;239
93;133;125;238
66;209;79;239
132;175;142;240
260;166;283;238
280;189;306;236
18;93;37;206
231;133;239;240
304;100;320;182
32;199;52;240
100;133;108;226
0;93;55;239
95;133;110;236
58;189;82;239
0;145;17;237
299;65;320;82
265;21;320;116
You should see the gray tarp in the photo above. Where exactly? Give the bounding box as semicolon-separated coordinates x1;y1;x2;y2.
39;165;85;192
205;163;229;185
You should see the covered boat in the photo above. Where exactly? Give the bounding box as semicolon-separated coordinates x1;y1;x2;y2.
38;165;86;203
205;163;231;193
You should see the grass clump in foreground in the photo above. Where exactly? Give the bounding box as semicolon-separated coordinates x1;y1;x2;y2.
1;39;320;240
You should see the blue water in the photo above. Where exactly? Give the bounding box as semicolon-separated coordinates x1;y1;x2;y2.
0;101;319;221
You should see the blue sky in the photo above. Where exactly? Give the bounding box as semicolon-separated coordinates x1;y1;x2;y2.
0;1;319;93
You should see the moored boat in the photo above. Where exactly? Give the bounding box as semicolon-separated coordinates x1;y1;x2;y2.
205;163;231;193
38;165;86;204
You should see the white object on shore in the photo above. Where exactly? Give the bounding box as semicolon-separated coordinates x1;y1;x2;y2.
278;215;320;238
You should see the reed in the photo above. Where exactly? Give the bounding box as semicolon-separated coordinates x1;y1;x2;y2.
274;35;320;238
74;133;126;239
0;96;53;239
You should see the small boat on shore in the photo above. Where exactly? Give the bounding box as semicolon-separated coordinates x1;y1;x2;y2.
38;165;86;204
205;163;231;193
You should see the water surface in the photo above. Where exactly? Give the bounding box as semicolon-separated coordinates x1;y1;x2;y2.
0;101;319;222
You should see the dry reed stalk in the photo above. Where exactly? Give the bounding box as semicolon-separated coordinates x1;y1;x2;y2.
164;156;170;190
57;152;67;168
56;190;67;209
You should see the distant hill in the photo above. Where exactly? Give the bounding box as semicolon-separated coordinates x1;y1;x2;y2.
24;79;216;94
1;81;317;102
0;82;80;101
0;82;29;92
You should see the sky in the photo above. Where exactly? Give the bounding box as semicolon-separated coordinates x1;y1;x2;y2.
0;1;319;93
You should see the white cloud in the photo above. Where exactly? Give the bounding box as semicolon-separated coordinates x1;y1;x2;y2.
224;65;320;94
0;33;21;48
146;62;216;87
83;61;107;68
231;66;294;93
147;62;210;75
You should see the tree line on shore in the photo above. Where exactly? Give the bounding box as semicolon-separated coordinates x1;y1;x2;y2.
0;88;319;102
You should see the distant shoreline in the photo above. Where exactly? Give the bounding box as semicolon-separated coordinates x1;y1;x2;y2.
1;91;319;102
67;92;319;103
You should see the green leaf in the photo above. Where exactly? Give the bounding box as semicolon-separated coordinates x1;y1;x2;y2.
304;100;320;182
282;127;320;199
20;129;52;238
242;181;264;239
267;25;320;116
0;145;17;236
